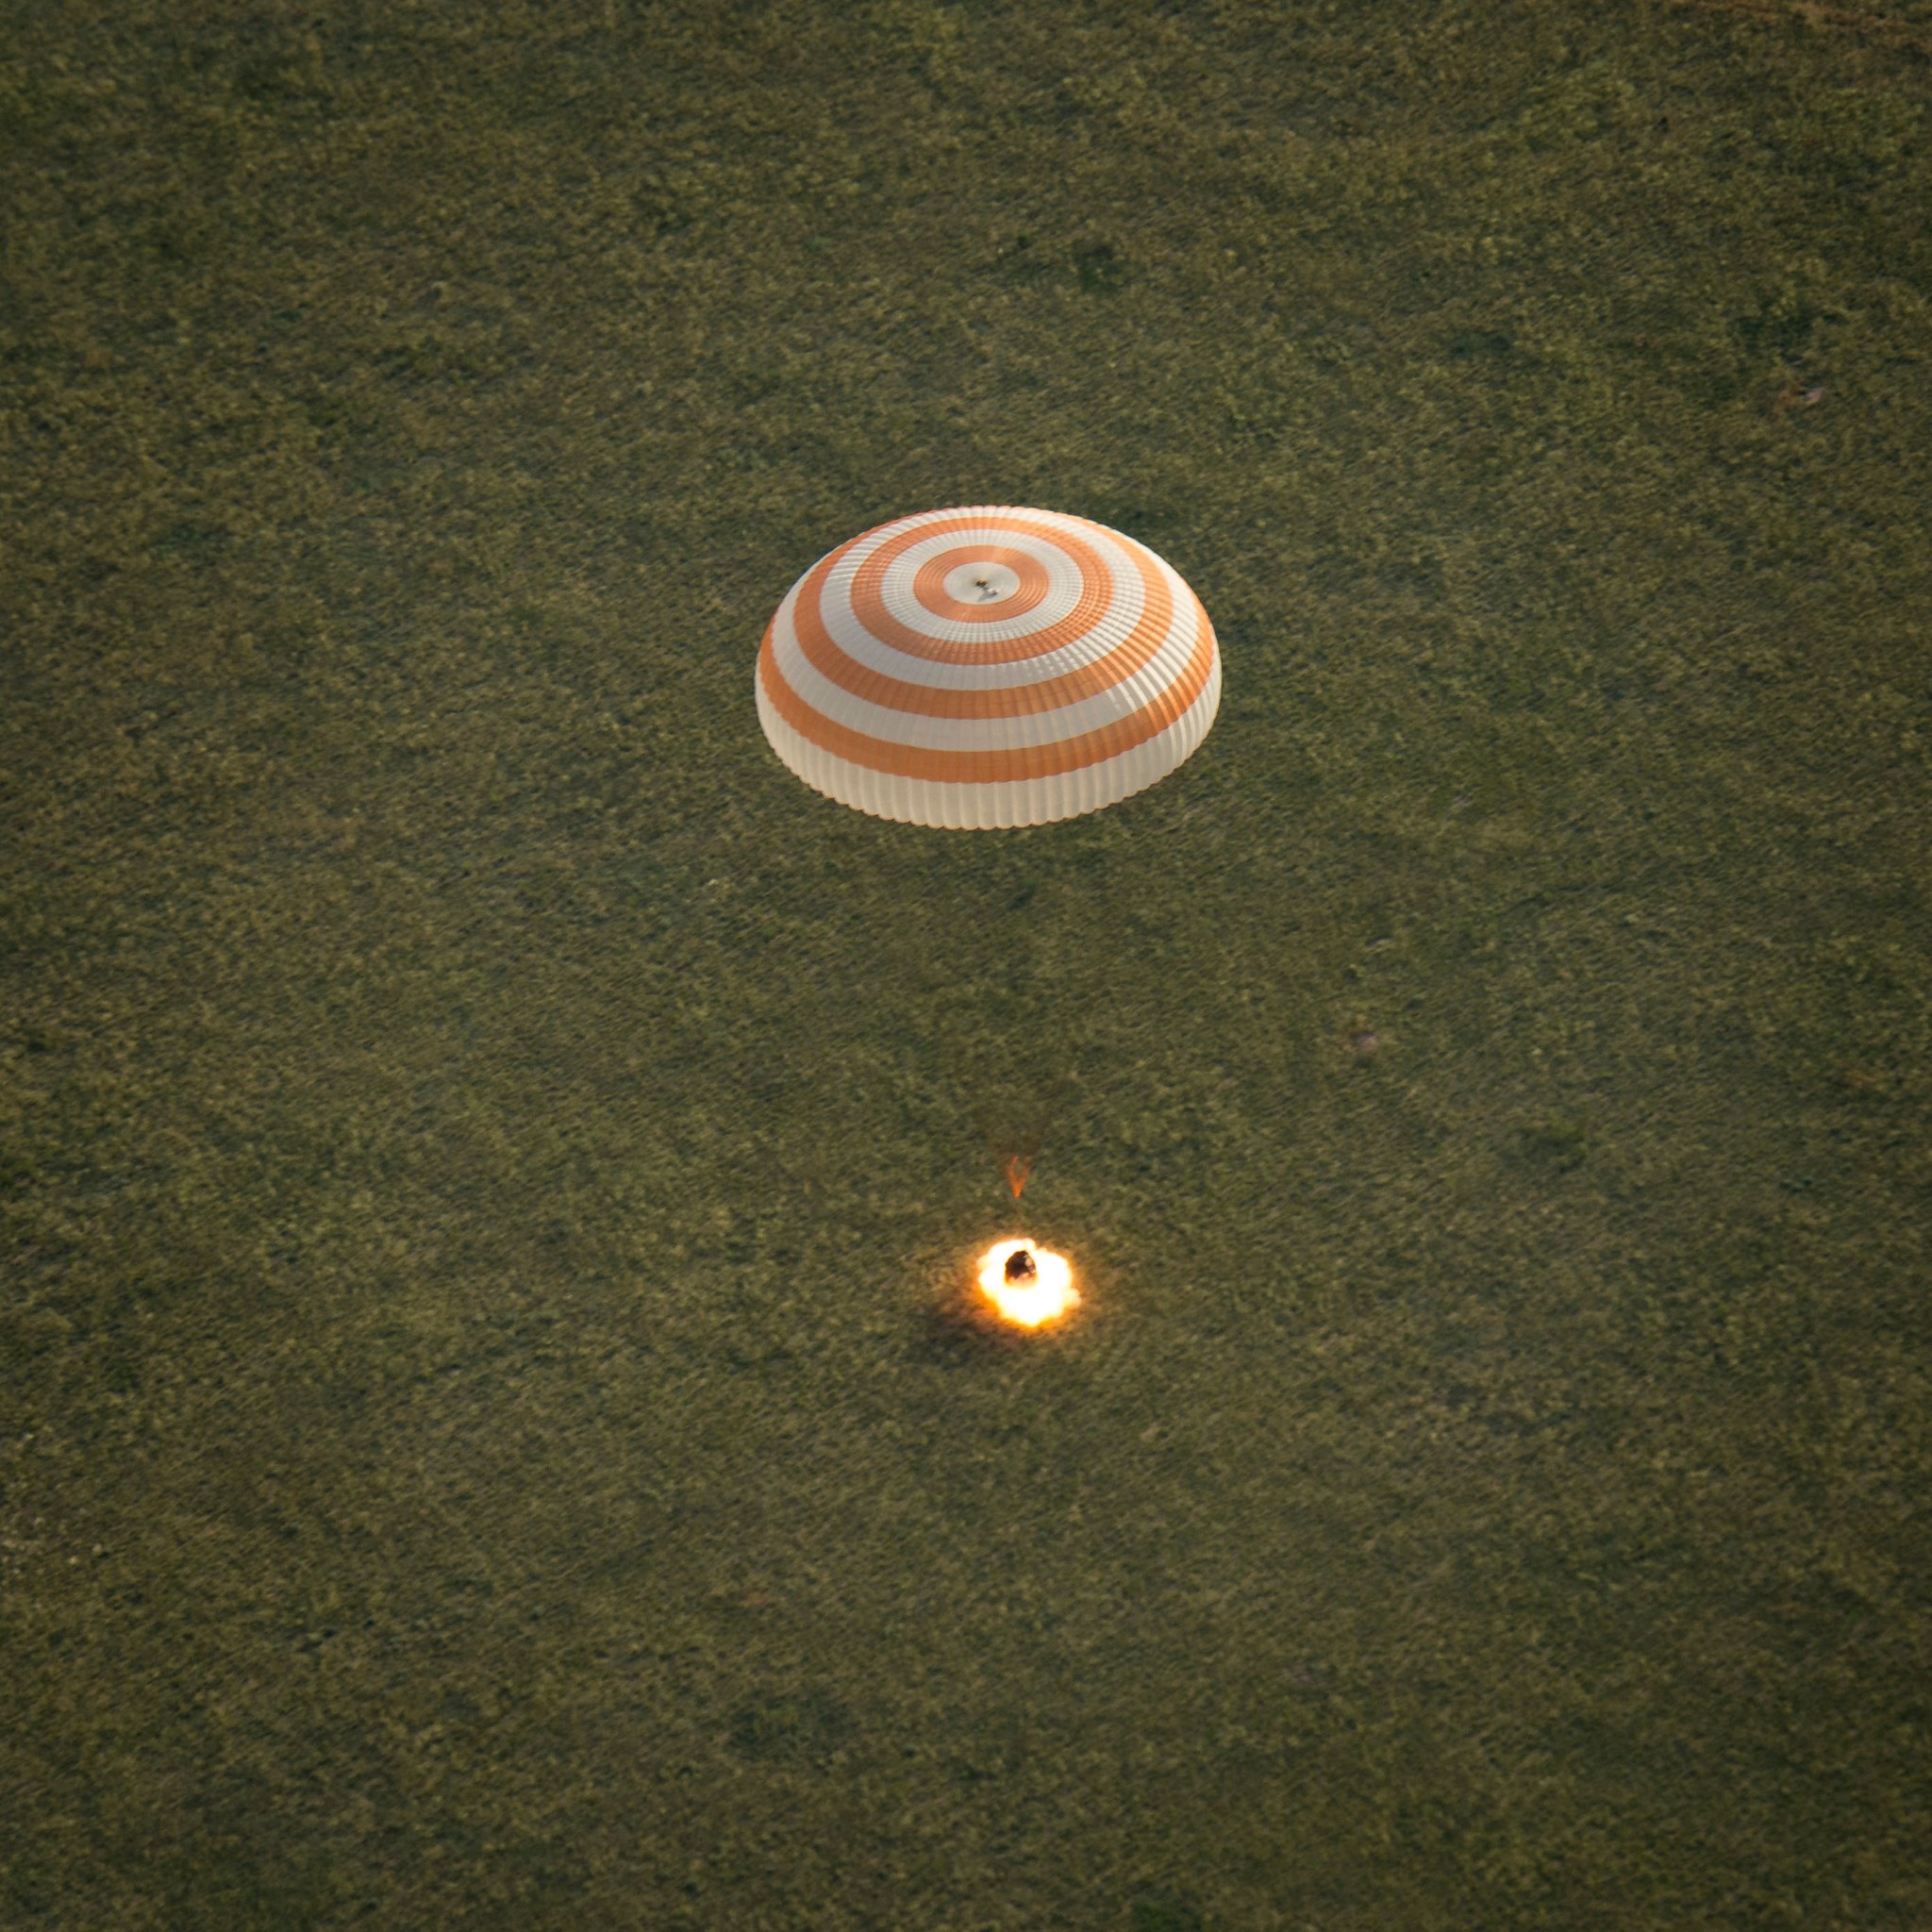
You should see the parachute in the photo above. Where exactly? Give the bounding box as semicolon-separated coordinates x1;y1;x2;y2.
756;506;1221;829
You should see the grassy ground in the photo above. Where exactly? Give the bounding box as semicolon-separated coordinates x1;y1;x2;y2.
4;1;1930;1925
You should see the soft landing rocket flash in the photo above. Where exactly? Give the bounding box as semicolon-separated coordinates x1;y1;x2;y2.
976;1238;1077;1329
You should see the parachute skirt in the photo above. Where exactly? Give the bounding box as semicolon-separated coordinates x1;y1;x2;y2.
757;652;1222;830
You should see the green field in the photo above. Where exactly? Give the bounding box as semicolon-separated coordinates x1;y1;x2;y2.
4;2;1929;1925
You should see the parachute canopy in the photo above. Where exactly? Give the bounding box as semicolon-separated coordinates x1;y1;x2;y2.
756;506;1221;830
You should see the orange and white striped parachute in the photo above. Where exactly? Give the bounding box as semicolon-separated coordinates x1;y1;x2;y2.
756;506;1221;829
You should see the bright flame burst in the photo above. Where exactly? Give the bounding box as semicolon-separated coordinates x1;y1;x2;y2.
976;1238;1078;1329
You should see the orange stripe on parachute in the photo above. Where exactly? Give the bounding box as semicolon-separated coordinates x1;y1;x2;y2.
845;513;1120;666
908;545;1055;625
786;528;1184;724
757;591;1214;785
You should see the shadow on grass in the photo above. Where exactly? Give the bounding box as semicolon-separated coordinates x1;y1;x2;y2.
907;1287;1055;1370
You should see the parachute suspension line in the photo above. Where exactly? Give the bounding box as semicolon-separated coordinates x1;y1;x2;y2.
925;1001;1079;1203
1002;1065;1076;1199
873;846;1098;1205
926;1006;1004;1159
876;924;1005;1188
